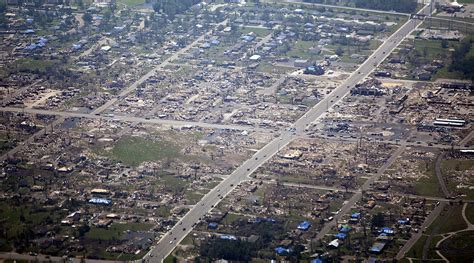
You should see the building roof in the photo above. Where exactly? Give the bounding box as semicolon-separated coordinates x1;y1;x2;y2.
297;221;311;230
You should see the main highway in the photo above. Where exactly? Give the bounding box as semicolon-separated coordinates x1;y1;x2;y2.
146;3;434;262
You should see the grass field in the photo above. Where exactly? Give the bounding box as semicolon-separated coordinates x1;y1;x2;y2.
85;222;153;240
109;136;181;166
116;0;145;7
428;204;467;234
11;59;58;74
413;161;444;197
439;230;474;262
466;204;474;225
185;191;204;205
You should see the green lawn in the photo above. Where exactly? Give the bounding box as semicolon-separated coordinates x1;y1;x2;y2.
285;40;321;59
465;204;474;225
428;204;467;234
438;230;474;262
85;222;153;240
405;234;428;258
109;136;181;166
116;0;145;7
413;161;444;197
11;59;58;74
185;191;204;205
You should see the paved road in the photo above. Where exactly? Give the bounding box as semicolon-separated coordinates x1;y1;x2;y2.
434;152;450;198
0;106;269;132
147;3;434;262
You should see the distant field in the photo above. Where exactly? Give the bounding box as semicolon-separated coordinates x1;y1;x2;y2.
116;0;146;7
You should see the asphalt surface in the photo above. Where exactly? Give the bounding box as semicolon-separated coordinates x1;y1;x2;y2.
0;106;269;132
147;3;434;262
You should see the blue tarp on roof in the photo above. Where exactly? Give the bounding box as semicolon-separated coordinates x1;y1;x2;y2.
275;247;292;255
335;233;347;239
381;227;394;235
311;259;323;263
242;35;255;42
297;221;311;231
339;225;352;233
351;212;361;219
72;44;82;50
398;219;409;225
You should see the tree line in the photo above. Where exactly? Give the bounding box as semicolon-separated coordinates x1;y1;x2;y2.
304;0;418;13
450;38;474;81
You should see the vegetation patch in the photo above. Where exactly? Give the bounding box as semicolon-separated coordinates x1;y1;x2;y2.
109;136;181;166
439;230;474;262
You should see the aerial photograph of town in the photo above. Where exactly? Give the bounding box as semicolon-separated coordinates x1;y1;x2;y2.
0;0;473;262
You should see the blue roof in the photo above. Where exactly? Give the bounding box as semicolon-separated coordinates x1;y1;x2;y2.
297;221;311;230
335;233;347;239
312;259;323;263
89;198;112;205
208;222;218;229
242;35;255;42
351;212;361;218
339;225;352;233
275;247;291;255
398;219;409;225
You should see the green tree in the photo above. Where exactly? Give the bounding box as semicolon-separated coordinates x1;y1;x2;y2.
371;212;385;228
